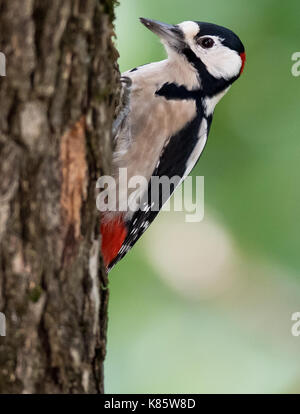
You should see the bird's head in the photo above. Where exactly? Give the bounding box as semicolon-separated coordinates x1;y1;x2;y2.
140;18;245;85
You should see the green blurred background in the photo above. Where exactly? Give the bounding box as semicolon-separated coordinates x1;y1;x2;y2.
106;0;300;393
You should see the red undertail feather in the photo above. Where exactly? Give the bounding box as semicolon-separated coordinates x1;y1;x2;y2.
101;216;127;268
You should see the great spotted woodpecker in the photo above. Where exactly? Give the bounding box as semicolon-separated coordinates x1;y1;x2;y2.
101;18;246;271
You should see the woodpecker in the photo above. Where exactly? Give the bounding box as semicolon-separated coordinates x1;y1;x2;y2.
101;18;246;271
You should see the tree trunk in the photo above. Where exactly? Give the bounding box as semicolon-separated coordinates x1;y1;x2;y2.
0;0;119;393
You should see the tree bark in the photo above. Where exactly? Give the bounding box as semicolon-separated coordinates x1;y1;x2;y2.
0;0;119;393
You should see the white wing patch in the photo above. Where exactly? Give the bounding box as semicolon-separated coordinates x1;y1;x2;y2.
184;118;208;178
175;118;208;191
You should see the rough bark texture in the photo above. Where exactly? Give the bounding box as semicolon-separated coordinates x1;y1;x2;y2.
0;0;120;393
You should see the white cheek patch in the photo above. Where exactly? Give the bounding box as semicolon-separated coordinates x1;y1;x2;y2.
199;45;242;80
178;21;199;42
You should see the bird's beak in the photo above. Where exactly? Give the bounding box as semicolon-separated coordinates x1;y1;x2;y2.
140;17;184;50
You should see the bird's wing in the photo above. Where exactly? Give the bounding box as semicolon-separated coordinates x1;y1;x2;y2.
108;111;210;271
113;65;199;209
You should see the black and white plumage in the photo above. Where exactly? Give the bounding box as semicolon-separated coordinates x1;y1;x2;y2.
101;18;245;271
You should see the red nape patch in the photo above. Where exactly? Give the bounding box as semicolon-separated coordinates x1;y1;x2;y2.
240;52;246;74
100;216;127;269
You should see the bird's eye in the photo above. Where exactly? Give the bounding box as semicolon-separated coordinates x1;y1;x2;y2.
198;37;215;49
